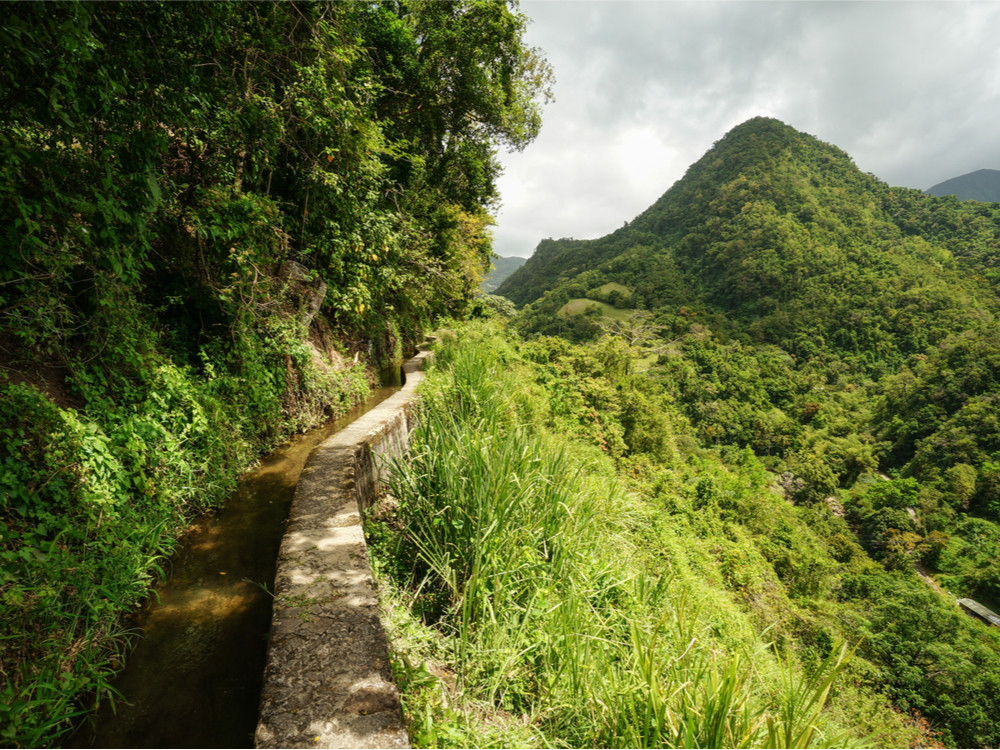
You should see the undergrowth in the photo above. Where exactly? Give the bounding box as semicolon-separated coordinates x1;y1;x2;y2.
0;312;371;746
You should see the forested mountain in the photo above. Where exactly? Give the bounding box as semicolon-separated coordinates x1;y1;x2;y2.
500;118;1000;374
0;3;551;744
495;117;1000;747
927;168;1000;202
502;117;1000;534
480;254;526;292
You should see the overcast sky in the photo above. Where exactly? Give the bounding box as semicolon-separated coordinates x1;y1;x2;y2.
491;0;1000;258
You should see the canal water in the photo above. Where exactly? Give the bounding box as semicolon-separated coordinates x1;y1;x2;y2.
69;372;402;748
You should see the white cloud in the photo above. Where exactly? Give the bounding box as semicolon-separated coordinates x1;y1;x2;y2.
492;1;1000;258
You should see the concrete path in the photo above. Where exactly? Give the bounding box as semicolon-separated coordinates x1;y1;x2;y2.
255;352;430;749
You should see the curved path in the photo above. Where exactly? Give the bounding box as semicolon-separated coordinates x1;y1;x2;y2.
255;351;430;749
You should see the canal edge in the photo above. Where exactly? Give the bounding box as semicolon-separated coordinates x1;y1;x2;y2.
255;349;432;749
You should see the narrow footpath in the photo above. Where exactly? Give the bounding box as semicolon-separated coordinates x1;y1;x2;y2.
255;351;431;749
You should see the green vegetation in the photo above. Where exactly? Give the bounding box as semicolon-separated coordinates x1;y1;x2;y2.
6;8;1000;745
558;298;634;320
369;321;972;748
502;118;998;371
0;2;550;745
491;118;1000;746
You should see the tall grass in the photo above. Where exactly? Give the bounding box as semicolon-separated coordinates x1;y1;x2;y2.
375;323;854;748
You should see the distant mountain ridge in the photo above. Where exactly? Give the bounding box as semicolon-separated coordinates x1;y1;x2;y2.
498;117;1000;373
481;254;526;292
926;168;1000;202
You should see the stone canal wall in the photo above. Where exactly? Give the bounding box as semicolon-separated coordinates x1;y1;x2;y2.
255;351;431;749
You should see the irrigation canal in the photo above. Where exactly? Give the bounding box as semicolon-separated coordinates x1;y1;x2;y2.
68;370;403;749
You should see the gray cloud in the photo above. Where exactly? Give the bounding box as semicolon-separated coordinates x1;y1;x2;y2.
493;1;1000;258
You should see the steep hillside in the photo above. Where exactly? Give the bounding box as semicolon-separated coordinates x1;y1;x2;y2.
927;168;1000;202
373;321;1000;749
496;119;1000;746
0;4;551;745
501;119;1000;536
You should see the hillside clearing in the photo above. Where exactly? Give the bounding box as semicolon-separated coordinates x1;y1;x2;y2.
558;298;634;320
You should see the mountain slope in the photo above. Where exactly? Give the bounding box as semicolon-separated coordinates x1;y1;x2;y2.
927;168;1000;202
500;117;1000;373
496;120;1000;747
481;254;526;292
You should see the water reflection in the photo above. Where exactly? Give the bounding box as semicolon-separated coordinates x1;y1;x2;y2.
69;377;401;748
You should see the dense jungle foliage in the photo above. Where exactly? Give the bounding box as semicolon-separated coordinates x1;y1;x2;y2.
6;5;1000;745
0;2;551;744
493;117;1000;746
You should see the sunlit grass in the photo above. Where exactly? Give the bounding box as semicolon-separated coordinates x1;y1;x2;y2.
558;298;634;321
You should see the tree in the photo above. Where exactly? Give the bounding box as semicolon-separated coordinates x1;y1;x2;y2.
945;463;978;511
598;310;665;348
365;0;553;210
785;449;839;504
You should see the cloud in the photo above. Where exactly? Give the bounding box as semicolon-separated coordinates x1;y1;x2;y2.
492;1;1000;258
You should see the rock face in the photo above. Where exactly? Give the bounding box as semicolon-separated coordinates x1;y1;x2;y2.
255;351;431;749
278;260;328;326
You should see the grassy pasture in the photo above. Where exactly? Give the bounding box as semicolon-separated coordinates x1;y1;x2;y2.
558;298;634;321
596;282;631;295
